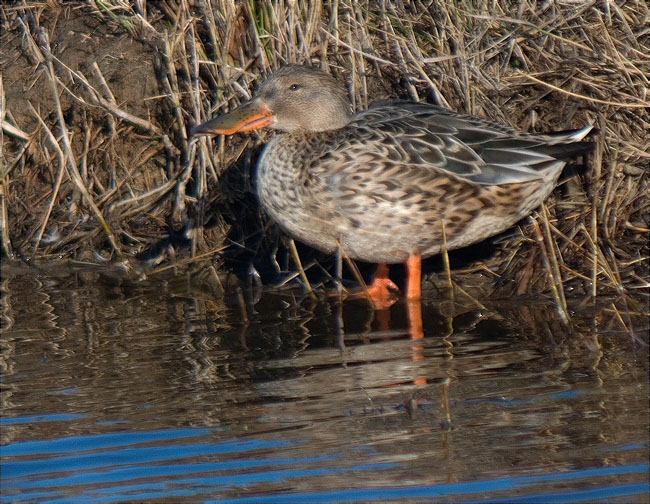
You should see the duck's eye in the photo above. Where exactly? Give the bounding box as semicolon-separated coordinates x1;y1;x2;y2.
289;83;301;91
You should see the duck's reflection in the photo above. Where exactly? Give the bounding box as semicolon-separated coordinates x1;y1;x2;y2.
240;292;486;398
406;300;427;386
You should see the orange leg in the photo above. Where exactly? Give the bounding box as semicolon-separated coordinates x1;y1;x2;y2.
405;254;426;384
405;254;422;301
365;263;399;310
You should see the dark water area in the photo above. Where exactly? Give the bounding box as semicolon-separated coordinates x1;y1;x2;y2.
1;262;648;503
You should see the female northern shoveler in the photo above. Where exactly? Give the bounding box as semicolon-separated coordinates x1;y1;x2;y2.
191;65;592;303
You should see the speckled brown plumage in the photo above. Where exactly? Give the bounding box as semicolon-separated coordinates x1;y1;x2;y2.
256;100;591;263
191;65;592;299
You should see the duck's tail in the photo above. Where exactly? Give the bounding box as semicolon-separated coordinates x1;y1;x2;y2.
541;125;594;159
548;124;594;142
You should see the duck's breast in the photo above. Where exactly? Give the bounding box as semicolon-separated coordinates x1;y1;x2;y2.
256;134;342;254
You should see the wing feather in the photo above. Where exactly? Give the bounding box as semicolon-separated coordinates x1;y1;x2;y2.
343;103;589;186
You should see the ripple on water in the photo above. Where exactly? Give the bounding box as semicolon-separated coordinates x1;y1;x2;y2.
1;265;648;502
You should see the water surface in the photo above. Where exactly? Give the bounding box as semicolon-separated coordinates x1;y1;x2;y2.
1;263;648;502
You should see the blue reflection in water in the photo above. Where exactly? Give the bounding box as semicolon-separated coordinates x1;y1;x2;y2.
486;389;583;408
3;432;292;481
0;413;86;426
210;464;649;504
477;483;649;503
2;426;213;456
41;463;396;504
2;423;647;504
1;425;399;504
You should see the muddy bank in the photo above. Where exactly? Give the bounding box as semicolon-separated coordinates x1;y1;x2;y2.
1;1;648;305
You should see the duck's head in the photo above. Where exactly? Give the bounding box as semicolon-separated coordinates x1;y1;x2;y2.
190;65;353;137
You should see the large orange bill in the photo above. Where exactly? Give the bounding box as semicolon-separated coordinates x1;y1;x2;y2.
190;100;274;137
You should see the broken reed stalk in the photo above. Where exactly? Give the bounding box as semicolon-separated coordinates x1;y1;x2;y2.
287;238;316;299
521;74;649;110
158;29;195;225
440;220;454;297
34;28;122;258
452;283;488;311
0;74;12;257
344;256;369;296
55;54;160;136
532;215;569;324
541;205;568;315
149;243;229;275
590;118;604;299
90;62;117;137
0;180;12;258
186;20;208;257
29;105;67;254
1;122;30;143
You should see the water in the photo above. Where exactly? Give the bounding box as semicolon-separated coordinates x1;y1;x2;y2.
1;263;648;503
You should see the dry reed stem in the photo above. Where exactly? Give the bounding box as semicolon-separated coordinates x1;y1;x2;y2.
532;216;569;324
0;181;11;258
541;205;568;315
287;238;315;299
29;105;66;254
37;28;122;258
440;220;454;296
1;121;30;143
0;1;647;312
518;73;649;109
590;117;604;298
344;256;368;297
0;74;12;258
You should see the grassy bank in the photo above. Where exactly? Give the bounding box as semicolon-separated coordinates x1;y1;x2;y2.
1;1;648;312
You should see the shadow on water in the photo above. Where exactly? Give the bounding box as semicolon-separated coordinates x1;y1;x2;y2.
0;262;648;503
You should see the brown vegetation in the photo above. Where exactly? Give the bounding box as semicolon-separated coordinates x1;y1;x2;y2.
1;1;648;316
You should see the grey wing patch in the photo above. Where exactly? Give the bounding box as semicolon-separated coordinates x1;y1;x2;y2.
354;103;566;186
462;164;547;185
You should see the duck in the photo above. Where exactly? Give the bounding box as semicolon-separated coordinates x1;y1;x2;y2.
190;65;592;303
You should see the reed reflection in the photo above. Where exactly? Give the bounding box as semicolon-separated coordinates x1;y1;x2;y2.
1;262;647;491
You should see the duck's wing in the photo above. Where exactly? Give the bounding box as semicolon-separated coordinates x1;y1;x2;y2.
346;102;592;186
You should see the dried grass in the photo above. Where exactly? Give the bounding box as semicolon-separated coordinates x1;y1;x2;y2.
1;0;648;311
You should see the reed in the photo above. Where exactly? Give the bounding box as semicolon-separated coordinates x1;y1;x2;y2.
1;0;647;311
